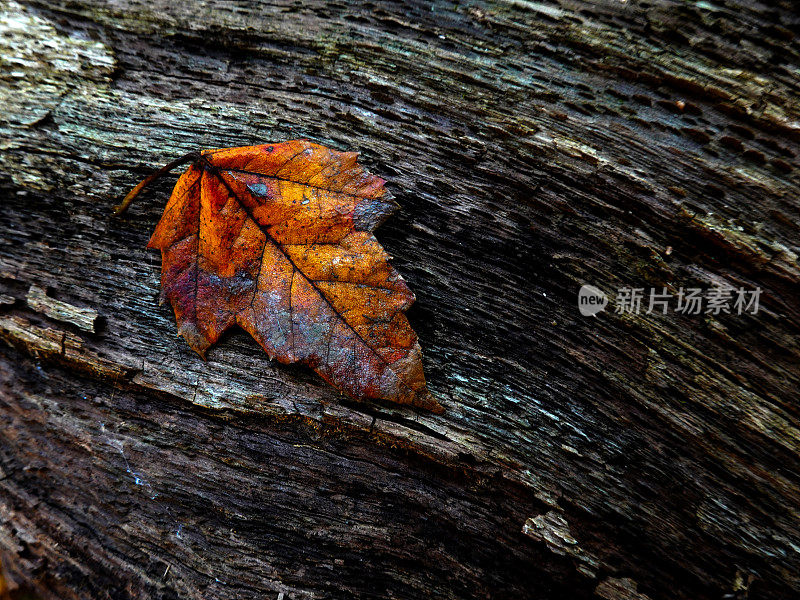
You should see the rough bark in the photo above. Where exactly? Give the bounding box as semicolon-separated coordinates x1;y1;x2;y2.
1;1;799;599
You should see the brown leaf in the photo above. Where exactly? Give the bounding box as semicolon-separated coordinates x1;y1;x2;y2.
120;141;442;413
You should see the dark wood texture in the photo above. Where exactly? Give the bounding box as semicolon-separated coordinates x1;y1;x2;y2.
1;0;799;598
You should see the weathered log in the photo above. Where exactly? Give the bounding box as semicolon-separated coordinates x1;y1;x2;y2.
1;0;799;598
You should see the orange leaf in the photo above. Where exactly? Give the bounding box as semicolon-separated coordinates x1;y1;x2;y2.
121;141;442;413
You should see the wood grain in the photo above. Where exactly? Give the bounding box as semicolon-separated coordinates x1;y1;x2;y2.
1;0;799;598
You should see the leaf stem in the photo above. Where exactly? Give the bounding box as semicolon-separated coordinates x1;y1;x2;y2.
113;151;201;215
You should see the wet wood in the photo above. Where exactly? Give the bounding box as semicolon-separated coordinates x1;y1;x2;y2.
1;0;799;599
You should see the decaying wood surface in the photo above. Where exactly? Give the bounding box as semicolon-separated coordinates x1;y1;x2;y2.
1;1;799;598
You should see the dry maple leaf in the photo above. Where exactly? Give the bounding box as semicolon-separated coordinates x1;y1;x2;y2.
117;140;442;413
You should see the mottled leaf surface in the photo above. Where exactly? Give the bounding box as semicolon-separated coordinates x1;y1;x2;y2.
144;141;442;413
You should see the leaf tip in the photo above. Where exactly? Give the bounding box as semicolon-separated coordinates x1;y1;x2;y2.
353;194;398;231
177;322;211;359
414;392;445;414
